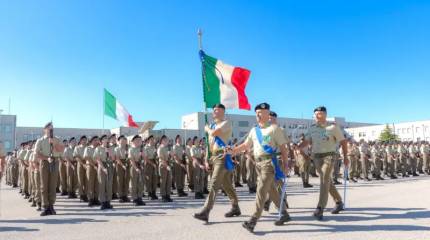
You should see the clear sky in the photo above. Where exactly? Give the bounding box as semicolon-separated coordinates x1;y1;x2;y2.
1;0;429;129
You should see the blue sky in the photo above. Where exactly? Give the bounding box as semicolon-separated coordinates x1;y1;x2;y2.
0;0;429;129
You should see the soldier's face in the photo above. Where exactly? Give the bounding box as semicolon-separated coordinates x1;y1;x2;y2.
81;139;87;145
256;109;269;124
134;138;142;147
269;116;277;124
176;138;181;144
120;138;127;145
212;107;225;119
314;111;327;122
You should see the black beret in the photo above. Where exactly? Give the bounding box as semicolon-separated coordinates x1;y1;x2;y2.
100;135;108;141
118;135;126;141
146;135;154;141
79;135;87;141
314;106;327;113
109;134;117;140
69;137;76;143
269;111;277;118
212;103;226;110
89;136;99;143
44;122;53;129
254;102;270;112
131;135;141;142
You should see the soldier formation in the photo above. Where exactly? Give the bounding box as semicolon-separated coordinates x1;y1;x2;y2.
1;105;429;233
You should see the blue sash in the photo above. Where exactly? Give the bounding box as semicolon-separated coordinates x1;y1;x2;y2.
254;126;285;180
210;123;234;171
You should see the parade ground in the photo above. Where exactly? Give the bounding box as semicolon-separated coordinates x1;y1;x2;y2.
1;175;429;240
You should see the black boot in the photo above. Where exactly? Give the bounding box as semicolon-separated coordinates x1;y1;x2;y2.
107;201;113;209
167;196;173;202
49;205;56;215
112;193;118;200
178;189;188;197
100;202;108;210
40;207;51;216
195;192;204;199
36;202;42;211
313;206;323;220
193;208;209;223
263;200;270;212
161;196;169;203
203;188;209;194
31;201;37;207
274;211;291;226
331;202;344;214
82;195;89;202
61;191;68;196
94;199;101;206
225;205;241;217
242;217;257;233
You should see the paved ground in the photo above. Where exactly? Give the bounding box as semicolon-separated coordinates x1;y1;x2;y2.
1;175;430;240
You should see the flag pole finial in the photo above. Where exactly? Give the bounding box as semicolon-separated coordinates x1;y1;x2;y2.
197;28;203;50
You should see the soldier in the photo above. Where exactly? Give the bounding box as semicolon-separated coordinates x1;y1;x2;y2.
193;104;241;223
230;103;290;232
158;135;173;202
398;142;408;177
30;142;42;211
74;136;88;202
35;122;65;216
420;141;429;175
19;142;30;198
359;140;371;181
297;139;313;188
172;135;188;197
115;135;131;203
370;143;384;180
129;135;146;206
347;141;359;182
416;142;424;174
191;136;205;199
9;151;20;187
109;134;119;200
64;137;78;198
95;135;114;210
185;138;194;192
84;136;100;207
0;141;5;179
59;139;69;196
408;142;419;176
298;106;348;220
245;149;257;193
385;142;398;179
25;141;35;203
144;135;158;200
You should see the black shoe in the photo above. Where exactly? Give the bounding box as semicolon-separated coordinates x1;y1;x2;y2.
274;211;291;226
419;170;424;174
193;209;209;223
70;192;78;199
365;177;372;181
56;188;60;193
100;202;108;210
31;201;37;207
88;200;95;207
61;191;68;196
225;205;241;217
161;196;169;202
112;193;118;200
331;202;344;214
413;172;419;176
167;196;173;202
107;202;113;209
242;218;257;233
81;195;89;202
195;192;205;199
333;179;341;185
303;183;313;188
37;202;42;211
119;197;125;203
313;207;323;220
40;208;51;216
68;193;73;199
178;190;188;197
28;197;33;202
263;200;270;212
49;206;56;215
203;188;209;194
94;200;101;206
351;178;358;182
235;183;243;187
391;175;398;179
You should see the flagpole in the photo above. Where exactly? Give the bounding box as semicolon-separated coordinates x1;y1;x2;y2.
102;88;105;135
198;28;211;161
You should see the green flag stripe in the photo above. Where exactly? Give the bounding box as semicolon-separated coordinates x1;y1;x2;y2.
203;54;221;108
104;89;117;119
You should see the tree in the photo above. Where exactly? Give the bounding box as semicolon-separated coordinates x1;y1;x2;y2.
379;124;399;143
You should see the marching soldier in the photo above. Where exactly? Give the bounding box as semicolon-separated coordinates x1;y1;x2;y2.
193;104;241;223
185;138;194;192
129;135;146;206
64;137;78;198
144;135;159;200
172;135;188;197
74;136;88;202
359;140;371;181
420;141;429;175
109;134;119;200
297;139;313;188
245;149;257;193
115;135;131;202
19;142;30;198
398;142;408;177
95;135;114;210
347;141;359;182
59;139;69;196
298;106;348;220
158;135;173;202
30;143;42;211
35;122;65;216
230;103;290;232
408;142;419;176
191;136;205;199
370;143;384;180
84;136;100;207
385;143;398;179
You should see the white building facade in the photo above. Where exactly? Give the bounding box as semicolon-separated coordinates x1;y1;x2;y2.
346;120;430;142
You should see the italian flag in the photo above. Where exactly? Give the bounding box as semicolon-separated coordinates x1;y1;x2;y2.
200;51;251;110
104;89;139;128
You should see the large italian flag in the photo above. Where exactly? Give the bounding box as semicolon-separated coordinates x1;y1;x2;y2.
104;89;139;128
200;51;251;110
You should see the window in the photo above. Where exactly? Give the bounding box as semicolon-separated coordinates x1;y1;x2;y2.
238;121;249;127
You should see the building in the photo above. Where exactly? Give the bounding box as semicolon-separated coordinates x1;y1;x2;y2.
15;126;111;146
182;112;374;143
346;120;430;142
0;114;17;153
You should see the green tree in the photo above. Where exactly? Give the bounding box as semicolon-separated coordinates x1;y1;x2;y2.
379;124;399;143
